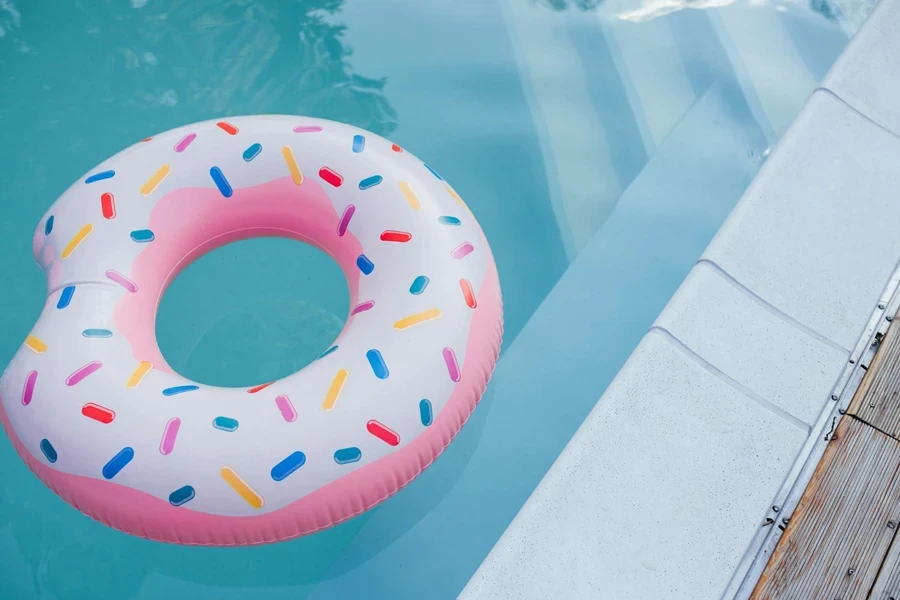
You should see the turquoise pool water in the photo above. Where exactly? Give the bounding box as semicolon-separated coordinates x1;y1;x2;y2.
0;0;867;597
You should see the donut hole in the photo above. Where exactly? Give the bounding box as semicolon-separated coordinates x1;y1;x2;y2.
156;237;349;387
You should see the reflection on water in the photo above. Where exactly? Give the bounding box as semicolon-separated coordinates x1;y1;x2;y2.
539;0;853;22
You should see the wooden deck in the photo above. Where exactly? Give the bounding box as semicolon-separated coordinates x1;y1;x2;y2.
751;317;900;599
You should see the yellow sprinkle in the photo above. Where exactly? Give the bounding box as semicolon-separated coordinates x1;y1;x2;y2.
282;146;303;185
125;361;153;389
399;181;421;210
220;466;264;508
393;308;443;331
25;335;47;355
446;187;471;214
61;224;94;259
140;164;171;196
322;368;349;411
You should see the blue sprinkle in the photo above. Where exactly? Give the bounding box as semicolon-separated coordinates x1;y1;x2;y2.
102;447;134;480
40;439;57;463
169;485;195;507
359;175;382;190
420;399;433;426
366;349;389;379
424;164;443;180
162;385;199;396
85;170;115;184
212;416;239;432
357;254;374;275
318;345;339;359
438;215;461;226
82;328;113;338
44;216;54;235
352;134;366;153
209;166;233;198
334;447;362;465
242;143;262;162
57;286;75;309
271;451;306;481
409;275;429;295
130;229;155;243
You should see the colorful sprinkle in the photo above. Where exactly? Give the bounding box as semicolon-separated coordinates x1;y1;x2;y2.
394;308;442;330
130;229;155;243
399;181;421;210
451;242;474;259
367;420;400;446
24;335;47;355
380;230;412;243
126;361;152;389
357;254;375;275
438;216;461;226
61;224;94;259
82;402;115;424
57;286;75;309
424;164;443;180
102;447;134;479
163;385;199;396
322;369;349;411
420;399;433;426
83;328;113;338
318;345;339;359
66;361;102;386
293;125;323;133
174;133;196;152
85;170;115;184
44;216;54;235
243;143;262;161
275;394;297;422
460;278;477;308
334;447;362;464
366;349;389;379
409;275;429;295
447;187;466;207
141;137;153;142
443;347;461;382
391;143;403;152
159;417;181;455
22;370;37;406
106;269;138;292
209;166;233;198
271;451;306;481
140;164;171;196
282;146;303;185
359;175;382;190
217;121;239;135
213;416;239;432
319;167;343;187
337;205;355;236
40;439;57;463
101;192;116;219
351;300;375;315
220;466;263;508
248;381;274;394
352;134;366;153
169;485;195;507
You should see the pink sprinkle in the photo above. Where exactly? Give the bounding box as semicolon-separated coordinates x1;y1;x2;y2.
174;133;197;152
159;417;181;455
293;126;323;133
275;394;297;423
337;204;355;237
351;300;375;315
451;242;474;259
443;347;461;382
22;370;37;405
106;269;138;292
66;361;102;386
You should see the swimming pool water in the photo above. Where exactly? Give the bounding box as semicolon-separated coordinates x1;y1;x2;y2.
0;0;868;597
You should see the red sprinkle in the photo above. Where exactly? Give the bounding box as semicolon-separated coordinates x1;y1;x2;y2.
82;402;115;424
367;420;400;446
101;193;116;219
248;381;274;394
319;167;343;187
380;230;412;243
217;121;239;135
391;144;403;153
460;278;477;308
141;137;153;142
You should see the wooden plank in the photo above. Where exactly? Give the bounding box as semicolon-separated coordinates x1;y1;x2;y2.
871;533;900;600
850;320;900;436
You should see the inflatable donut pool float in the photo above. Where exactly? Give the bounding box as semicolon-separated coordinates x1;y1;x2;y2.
0;116;502;545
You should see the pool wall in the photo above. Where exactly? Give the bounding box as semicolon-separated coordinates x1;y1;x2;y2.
461;0;900;597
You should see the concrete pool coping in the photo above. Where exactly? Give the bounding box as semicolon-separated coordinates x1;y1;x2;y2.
461;0;900;597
